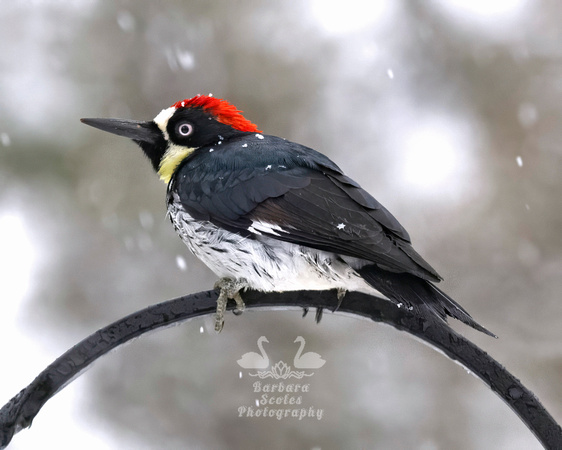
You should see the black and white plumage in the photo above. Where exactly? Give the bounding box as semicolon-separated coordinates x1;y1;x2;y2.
81;95;494;336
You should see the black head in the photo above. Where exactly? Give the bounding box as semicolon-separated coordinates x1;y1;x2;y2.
81;95;261;183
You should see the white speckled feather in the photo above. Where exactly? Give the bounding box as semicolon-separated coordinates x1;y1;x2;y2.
168;191;380;295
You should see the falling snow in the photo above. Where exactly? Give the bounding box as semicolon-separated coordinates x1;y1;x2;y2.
200;326;204;333
165;47;196;72
336;223;346;230
137;233;153;251
1;132;10;146
256;134;264;139
176;50;195;71
516;156;523;167
117;10;135;32
124;236;135;251
139;210;154;229
265;165;272;170
209;148;214;152
176;255;187;271
242;143;248;148
518;102;538;128
387;68;394;79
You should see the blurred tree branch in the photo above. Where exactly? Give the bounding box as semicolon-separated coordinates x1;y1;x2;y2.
0;289;560;449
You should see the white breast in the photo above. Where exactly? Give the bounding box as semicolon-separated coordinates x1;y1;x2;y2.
167;196;378;295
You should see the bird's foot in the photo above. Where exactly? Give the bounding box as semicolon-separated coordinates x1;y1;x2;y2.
315;307;324;323
302;306;324;323
335;288;347;312
214;277;247;332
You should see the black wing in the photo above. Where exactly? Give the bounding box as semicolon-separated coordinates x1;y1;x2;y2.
170;135;441;282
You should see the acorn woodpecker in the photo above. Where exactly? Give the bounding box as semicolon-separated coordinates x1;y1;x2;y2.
81;95;493;336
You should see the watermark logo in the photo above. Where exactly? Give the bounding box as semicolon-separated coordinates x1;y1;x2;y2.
236;336;325;420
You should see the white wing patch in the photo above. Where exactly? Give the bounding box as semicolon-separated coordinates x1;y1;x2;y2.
248;220;285;236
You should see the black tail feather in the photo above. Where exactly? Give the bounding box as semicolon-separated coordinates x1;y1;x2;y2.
357;264;496;337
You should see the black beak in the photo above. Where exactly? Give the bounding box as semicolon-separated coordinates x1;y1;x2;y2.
80;118;161;145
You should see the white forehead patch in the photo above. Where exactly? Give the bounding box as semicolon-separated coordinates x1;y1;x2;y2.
153;106;176;140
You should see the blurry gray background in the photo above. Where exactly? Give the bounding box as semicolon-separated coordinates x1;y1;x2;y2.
1;0;561;449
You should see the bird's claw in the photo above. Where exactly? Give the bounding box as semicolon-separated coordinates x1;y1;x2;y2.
334;288;347;312
214;277;247;332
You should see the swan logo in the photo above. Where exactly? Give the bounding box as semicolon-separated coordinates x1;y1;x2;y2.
237;336;270;370
237;336;325;379
293;336;326;370
237;336;326;421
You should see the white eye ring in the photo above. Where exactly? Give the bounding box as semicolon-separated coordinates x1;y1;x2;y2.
177;122;193;137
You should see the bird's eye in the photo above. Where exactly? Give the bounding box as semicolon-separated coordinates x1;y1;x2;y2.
177;122;193;137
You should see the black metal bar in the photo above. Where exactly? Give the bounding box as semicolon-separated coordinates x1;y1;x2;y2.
1;289;560;449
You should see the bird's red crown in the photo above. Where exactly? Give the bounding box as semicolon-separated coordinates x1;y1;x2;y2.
172;95;261;133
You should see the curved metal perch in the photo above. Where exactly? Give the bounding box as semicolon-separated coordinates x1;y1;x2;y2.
1;290;561;449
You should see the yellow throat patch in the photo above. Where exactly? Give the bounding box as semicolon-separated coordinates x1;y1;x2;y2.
158;143;195;184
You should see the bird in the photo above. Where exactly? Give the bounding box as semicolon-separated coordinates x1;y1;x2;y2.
81;94;494;336
293;336;326;369
237;336;270;369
